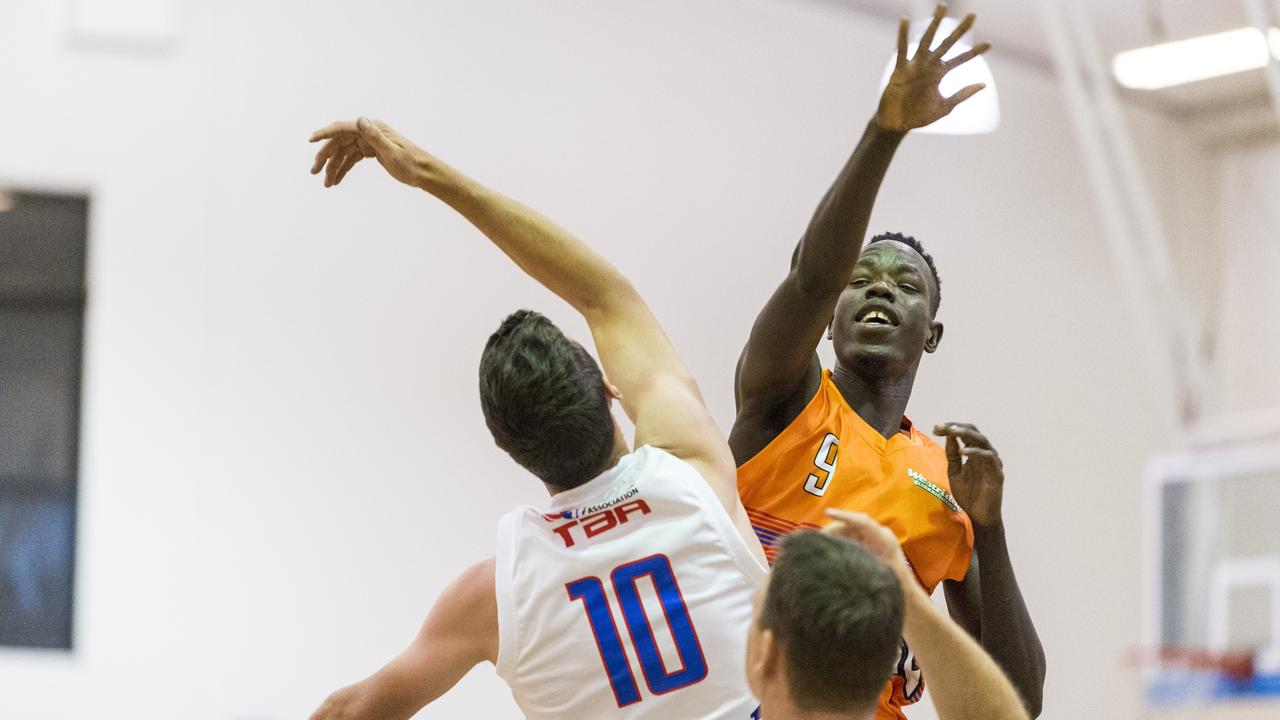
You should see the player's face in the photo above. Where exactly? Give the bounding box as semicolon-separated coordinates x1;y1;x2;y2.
830;241;942;377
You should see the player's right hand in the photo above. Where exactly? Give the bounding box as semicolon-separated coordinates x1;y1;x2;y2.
309;117;430;189
874;3;991;133
823;509;911;582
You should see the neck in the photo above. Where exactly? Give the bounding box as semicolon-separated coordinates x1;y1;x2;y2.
543;429;630;497
829;361;918;440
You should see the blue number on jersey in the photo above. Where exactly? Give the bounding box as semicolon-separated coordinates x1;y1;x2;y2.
567;554;708;707
567;576;642;706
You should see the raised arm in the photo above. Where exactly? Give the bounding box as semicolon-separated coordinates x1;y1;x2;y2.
826;510;1029;720
309;559;498;720
308;119;740;512
732;4;989;454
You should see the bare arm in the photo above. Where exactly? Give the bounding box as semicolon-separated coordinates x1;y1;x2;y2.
936;423;1046;717
309;558;498;720
732;121;903;416
731;6;989;458
825;510;1028;720
902;568;1029;720
942;526;1046;717
308;119;741;514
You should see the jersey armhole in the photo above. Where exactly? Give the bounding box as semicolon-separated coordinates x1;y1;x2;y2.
721;500;771;585
736;370;831;474
652;448;770;585
493;512;521;679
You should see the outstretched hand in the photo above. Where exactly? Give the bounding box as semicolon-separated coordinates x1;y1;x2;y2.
933;422;1004;527
875;3;991;133
824;508;914;586
309;117;432;189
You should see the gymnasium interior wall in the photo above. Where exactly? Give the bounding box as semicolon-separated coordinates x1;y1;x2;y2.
0;1;1268;718
1208;144;1280;419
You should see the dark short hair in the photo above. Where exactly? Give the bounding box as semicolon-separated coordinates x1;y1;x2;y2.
760;530;904;713
866;231;942;314
479;310;616;489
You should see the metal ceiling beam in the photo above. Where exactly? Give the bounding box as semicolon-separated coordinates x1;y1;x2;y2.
1062;0;1212;422
1035;0;1206;431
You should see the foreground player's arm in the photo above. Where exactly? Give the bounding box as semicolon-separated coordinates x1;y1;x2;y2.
731;5;988;453
308;120;740;512
936;423;1046;717
826;510;1029;720
309;558;498;720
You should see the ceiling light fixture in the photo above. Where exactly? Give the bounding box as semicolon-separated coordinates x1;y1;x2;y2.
1113;26;1280;90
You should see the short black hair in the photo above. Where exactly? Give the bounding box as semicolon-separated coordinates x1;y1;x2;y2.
478;310;616;489
866;231;942;314
760;530;904;714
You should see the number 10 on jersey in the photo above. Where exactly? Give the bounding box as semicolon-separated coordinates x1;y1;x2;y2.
566;554;708;707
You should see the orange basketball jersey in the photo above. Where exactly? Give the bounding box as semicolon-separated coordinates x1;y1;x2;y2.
737;369;974;719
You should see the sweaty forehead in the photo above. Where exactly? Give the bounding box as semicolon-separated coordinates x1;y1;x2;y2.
857;240;929;276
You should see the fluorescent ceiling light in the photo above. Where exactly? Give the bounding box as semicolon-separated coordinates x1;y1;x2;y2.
1113;27;1280;90
877;16;1000;136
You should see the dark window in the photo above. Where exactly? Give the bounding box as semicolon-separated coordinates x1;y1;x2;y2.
0;191;86;649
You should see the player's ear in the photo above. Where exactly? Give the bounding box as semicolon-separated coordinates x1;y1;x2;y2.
924;320;944;353
746;627;780;693
603;378;623;402
758;628;782;678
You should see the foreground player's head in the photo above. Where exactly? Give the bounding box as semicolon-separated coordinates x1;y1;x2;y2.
830;232;943;382
479;310;622;491
747;530;904;719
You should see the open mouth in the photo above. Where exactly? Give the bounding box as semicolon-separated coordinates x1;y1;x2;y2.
855;306;899;327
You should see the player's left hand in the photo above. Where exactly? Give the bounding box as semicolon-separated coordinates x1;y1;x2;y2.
933;422;1004;527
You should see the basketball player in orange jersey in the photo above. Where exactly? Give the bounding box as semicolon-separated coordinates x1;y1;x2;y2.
731;4;1044;718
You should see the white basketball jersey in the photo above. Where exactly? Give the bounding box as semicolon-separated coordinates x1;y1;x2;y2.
494;445;767;719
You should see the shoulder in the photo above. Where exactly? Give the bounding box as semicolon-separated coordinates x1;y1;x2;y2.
638;444;732;496
636;443;705;474
730;359;827;466
445;557;497;615
912;428;945;452
414;556;499;666
901;427;950;480
428;558;497;633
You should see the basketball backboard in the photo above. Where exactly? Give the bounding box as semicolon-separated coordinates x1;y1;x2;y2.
1144;442;1280;705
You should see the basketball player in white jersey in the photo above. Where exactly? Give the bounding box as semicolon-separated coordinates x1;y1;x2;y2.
306;117;768;719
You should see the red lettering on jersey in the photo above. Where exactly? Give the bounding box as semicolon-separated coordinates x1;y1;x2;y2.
552;520;579;548
582;510;618;538
549;498;651;548
614;499;651;524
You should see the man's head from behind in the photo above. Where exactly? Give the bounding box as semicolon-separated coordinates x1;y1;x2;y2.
747;530;904;718
479;310;619;490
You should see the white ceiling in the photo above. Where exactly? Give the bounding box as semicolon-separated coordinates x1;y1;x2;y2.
817;0;1279;147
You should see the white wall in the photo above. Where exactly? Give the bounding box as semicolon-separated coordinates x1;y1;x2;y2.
0;1;1237;718
1208;143;1280;417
